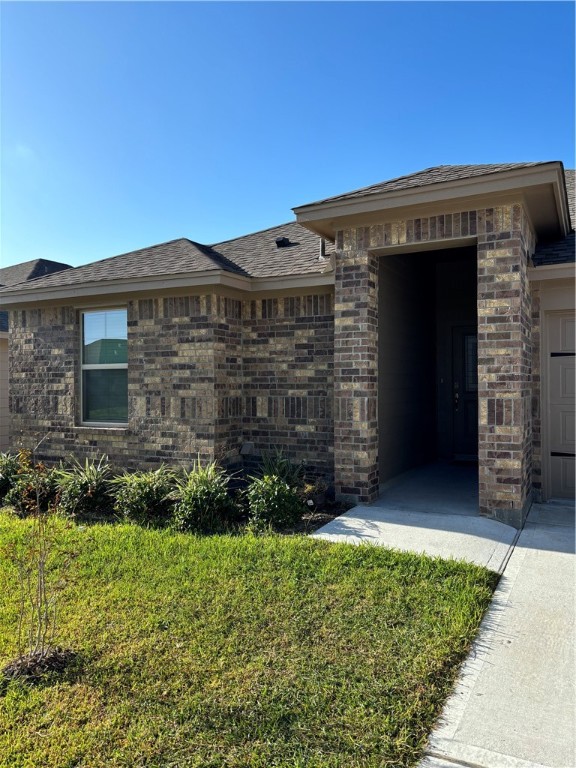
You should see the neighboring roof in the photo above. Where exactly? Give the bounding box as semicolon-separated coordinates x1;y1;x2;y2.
0;223;330;297
532;168;575;267
0;258;72;330
0;258;71;287
298;163;551;206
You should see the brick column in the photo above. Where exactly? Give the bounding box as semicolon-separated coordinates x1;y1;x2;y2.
333;246;379;503
477;204;534;527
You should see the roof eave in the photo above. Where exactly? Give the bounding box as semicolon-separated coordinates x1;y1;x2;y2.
294;162;570;241
0;268;335;308
528;262;576;282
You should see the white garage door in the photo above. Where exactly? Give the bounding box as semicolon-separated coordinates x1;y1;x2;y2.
547;312;575;499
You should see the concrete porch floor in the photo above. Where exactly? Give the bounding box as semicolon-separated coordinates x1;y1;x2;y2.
376;460;479;516
316;460;518;571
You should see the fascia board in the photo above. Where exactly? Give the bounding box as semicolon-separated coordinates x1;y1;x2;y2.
294;164;567;229
0;270;335;309
528;263;576;281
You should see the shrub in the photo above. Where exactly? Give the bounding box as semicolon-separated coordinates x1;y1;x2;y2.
0;452;20;503
260;449;305;489
4;450;60;516
110;466;176;527
54;455;113;519
172;459;234;533
245;474;305;531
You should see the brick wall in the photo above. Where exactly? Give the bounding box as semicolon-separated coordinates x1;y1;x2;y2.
333;250;379;502
334;202;537;526
530;285;542;499
9;201;540;525
9;290;334;478
242;293;334;474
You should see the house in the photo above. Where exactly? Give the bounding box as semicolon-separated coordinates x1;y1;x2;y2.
0;162;573;527
0;258;72;451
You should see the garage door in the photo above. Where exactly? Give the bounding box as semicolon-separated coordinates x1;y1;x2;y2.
548;312;575;499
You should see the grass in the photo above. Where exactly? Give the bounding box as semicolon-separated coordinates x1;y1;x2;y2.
0;511;498;767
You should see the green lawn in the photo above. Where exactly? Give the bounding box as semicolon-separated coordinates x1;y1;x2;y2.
0;512;498;768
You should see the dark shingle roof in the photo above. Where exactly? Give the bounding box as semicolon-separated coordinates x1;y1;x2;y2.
0;164;572;296
0;239;246;293
301;163;551;206
533;232;575;266
532;169;575;267
211;221;330;278
0;258;71;287
0;225;330;295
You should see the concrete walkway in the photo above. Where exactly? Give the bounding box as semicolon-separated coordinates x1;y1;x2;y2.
313;500;576;768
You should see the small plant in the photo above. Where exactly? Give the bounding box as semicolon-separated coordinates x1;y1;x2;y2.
4;450;59;517
245;474;305;531
54;455;113;519
110;466;176;527
1;438;78;687
260;449;305;489
0;452;20;503
299;477;329;510
172;459;234;533
1;507;77;684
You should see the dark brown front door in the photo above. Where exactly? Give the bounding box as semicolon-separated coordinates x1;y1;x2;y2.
452;326;478;460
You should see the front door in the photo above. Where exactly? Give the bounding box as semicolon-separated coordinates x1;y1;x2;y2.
548;312;575;498
452;326;478;460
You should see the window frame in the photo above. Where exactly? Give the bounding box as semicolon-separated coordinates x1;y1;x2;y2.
80;307;128;427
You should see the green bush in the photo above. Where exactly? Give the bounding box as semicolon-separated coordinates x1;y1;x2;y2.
245;474;304;531
54;455;113;519
4;450;59;516
110;466;176;527
0;452;20;503
172;459;234;533
260;450;304;489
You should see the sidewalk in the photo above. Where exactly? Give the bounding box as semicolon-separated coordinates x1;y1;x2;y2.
313;500;576;768
422;502;575;768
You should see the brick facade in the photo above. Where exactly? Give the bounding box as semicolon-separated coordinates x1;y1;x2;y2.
242;293;334;474
333;249;379;502
9;203;545;527
9;291;334;477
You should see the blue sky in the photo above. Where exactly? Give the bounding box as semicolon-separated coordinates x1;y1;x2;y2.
1;1;574;269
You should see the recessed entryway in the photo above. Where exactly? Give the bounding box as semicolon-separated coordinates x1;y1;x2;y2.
377;246;478;506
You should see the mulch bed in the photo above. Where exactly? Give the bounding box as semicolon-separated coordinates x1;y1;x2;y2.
1;647;77;686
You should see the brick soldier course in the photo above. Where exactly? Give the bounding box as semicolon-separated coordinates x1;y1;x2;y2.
2;163;574;527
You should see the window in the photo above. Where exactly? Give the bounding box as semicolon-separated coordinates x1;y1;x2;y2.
81;309;128;424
